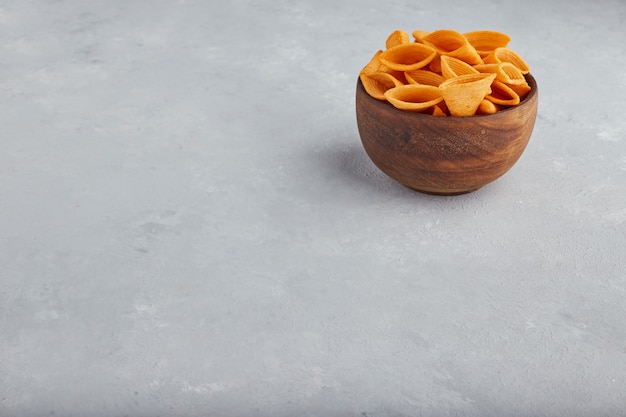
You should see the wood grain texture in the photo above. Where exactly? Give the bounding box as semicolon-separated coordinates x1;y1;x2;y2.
356;74;538;195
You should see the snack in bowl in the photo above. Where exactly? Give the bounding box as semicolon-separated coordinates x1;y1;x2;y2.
358;29;531;116
355;29;538;195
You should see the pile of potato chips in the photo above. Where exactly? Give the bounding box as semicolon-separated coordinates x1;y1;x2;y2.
359;29;531;116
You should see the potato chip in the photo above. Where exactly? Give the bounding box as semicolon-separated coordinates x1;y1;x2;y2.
476;99;500;115
360;50;407;83
463;30;511;57
422;29;483;65
360;50;383;75
386;30;410;49
432;103;449;116
376;63;408;85
411;30;429;43
439;73;496;116
507;80;532;99
359;71;404;100
440;55;479;79
428;55;442;73
378;43;437;71
483;47;530;74
404;69;445;86
436;99;450;115
485;80;520;106
473;62;526;85
383;84;443;112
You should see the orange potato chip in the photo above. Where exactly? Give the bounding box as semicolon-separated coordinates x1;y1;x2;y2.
485;80;520;106
431;103;449;116
378;43;437;71
359;71;404;100
383;84;443;112
463;30;511;57
422;29;483;65
360;50;383;75
376;63;408;84
440;55;480;79
360;50;407;83
411;30;429;43
473;62;526;85
439;73;497;116
483;47;530;74
436;99;450;115
476;99;500;115
404;69;445;86
386;29;410;49
428;55;442;73
507;80;532;99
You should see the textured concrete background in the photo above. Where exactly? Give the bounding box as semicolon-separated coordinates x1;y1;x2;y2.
1;0;625;416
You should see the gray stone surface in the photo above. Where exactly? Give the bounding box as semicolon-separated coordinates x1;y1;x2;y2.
1;0;625;416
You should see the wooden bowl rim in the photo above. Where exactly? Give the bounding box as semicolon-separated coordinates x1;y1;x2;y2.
357;73;537;119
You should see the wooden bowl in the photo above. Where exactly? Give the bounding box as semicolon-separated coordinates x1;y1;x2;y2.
355;74;538;195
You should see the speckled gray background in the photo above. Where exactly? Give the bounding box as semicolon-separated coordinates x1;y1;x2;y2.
1;0;625;416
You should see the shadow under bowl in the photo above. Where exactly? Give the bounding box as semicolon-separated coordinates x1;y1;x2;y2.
355;74;538;195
